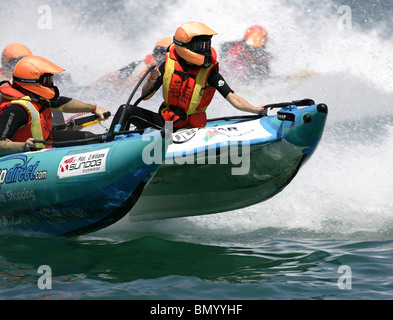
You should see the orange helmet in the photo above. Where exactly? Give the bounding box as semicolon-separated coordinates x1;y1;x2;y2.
153;37;173;64
13;55;65;100
173;21;217;67
155;37;173;49
244;25;268;47
1;43;32;71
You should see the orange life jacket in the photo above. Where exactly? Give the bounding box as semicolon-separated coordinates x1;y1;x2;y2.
161;45;219;128
0;82;52;149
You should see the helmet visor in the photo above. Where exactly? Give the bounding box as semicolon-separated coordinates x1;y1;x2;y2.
188;39;211;53
174;35;212;54
14;73;54;87
40;74;54;87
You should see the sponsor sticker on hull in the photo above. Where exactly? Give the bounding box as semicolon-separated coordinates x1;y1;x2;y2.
0;155;47;189
57;148;109;179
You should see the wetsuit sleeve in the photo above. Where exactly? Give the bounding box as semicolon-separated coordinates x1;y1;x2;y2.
50;96;72;109
207;69;234;98
0;104;29;140
0;105;30;155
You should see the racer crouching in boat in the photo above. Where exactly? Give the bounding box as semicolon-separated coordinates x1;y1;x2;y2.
93;37;173;95
220;25;272;84
0;43;32;82
0;55;109;156
110;21;267;132
1;43;72;87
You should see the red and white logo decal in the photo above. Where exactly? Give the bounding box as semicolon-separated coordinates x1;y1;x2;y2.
57;149;109;179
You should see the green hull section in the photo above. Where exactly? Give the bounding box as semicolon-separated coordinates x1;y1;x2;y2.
130;103;328;221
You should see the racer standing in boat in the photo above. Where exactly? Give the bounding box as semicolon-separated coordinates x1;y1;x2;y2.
111;21;266;132
220;25;272;83
0;55;109;156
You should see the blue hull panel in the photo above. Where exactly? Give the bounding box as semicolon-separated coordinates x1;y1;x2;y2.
0;131;165;236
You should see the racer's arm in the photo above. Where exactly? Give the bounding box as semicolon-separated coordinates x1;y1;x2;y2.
0;105;33;155
226;93;264;114
141;63;165;100
53;97;109;120
208;69;265;114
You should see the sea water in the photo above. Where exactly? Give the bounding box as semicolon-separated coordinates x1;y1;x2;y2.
0;0;393;303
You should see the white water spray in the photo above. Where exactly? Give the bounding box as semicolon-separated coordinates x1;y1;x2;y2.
1;0;393;240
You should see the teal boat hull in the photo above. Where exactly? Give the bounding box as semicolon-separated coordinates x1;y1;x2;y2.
129;103;328;221
0;131;165;236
